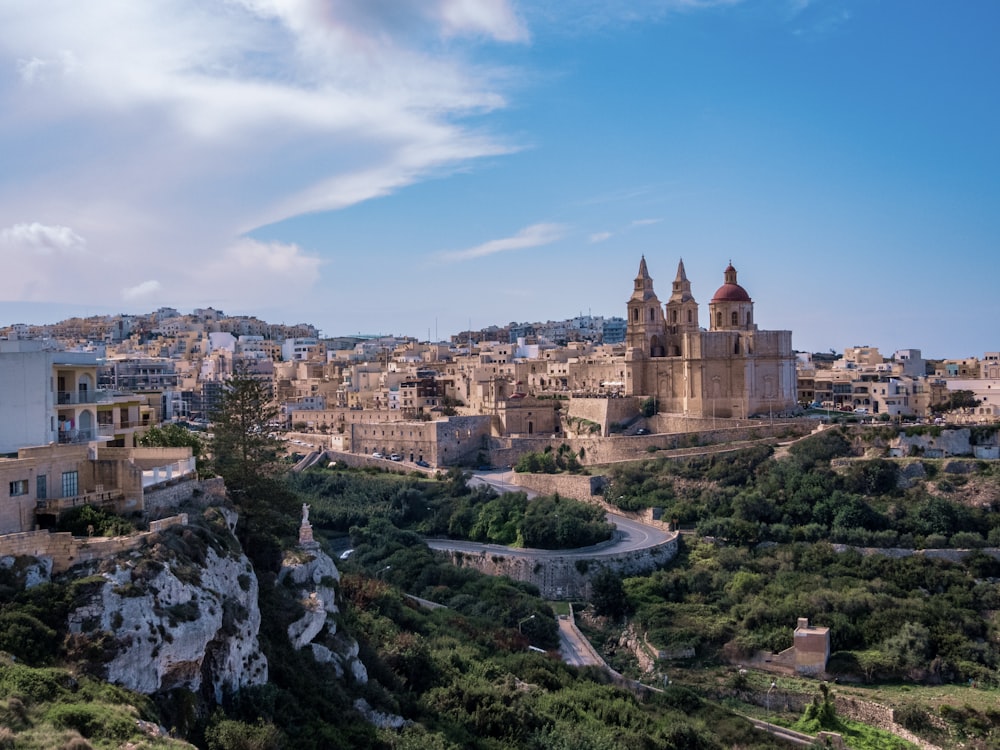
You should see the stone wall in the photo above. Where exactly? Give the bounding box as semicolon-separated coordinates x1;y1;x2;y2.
566;396;640;436
439;534;678;600
143;479;205;519
508;473;606;501
0;513;189;574
487;421;810;468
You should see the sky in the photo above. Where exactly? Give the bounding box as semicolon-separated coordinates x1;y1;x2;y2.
0;0;998;359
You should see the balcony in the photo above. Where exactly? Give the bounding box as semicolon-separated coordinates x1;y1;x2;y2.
96;421;149;437
56;389;115;405
57;429;95;444
36;487;124;513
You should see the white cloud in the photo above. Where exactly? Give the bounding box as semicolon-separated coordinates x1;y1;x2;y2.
0;0;525;308
438;0;529;42
438;223;566;262
631;218;662;227
589;231;613;243
218;238;323;276
0;222;87;253
122;280;162;301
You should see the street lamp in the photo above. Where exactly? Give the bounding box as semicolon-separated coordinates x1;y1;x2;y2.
518;614;535;634
767;680;776;715
376;565;391;579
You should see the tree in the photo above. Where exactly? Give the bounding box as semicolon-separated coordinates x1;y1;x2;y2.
590;568;631;619
210;365;284;493
209;365;294;551
138;423;210;478
932;389;980;413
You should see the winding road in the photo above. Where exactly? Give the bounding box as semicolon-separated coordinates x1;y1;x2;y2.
427;468;675;561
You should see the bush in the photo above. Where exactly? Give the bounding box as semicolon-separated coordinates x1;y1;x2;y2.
205;717;285;750
45;702;135;740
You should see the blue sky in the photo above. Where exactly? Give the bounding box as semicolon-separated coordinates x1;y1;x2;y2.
1;1;997;359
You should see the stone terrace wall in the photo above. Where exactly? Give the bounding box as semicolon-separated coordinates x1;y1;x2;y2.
487;421;810;468
143;478;206;519
0;513;189;574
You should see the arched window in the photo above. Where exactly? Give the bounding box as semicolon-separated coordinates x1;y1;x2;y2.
632;308;639;322
731;311;738;326
671;310;677;323
649;308;655;321
687;310;692;323
716;311;722;328
746;311;752;326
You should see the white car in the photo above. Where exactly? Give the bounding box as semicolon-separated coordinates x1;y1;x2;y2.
389;454;403;461
372;451;383;459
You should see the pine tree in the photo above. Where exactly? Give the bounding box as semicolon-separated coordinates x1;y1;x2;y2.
209;363;295;556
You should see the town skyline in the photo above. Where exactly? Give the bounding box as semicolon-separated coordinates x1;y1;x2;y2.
2;1;998;358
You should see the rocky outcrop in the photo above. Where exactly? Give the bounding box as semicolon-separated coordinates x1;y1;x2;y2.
278;546;368;685
65;514;268;702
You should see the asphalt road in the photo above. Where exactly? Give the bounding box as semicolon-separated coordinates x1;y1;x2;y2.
428;468;675;560
557;616;605;668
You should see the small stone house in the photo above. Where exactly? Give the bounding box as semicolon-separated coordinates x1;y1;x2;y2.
794;617;830;675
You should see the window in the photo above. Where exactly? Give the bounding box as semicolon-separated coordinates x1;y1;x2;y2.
9;480;28;497
731;311;738;326
61;471;79;497
687;310;692;323
36;475;47;500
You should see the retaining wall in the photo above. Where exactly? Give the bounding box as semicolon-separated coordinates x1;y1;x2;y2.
0;513;189;574
439;533;678;600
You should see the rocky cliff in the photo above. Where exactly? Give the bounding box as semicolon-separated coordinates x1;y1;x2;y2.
278;545;369;686
62;507;268;702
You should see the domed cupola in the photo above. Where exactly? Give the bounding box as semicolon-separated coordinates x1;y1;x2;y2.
708;262;755;331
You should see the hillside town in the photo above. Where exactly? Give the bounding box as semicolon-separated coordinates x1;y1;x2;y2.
1;257;997;539
1;258;996;460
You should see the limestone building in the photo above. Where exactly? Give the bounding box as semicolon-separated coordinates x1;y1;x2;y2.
624;258;797;418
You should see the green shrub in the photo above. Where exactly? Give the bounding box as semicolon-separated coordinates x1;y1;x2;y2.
45;702;135;740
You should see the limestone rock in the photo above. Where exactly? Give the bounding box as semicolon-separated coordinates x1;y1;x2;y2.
278;547;368;685
67;545;268;701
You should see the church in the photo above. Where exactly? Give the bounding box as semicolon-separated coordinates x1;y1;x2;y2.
624;257;797;419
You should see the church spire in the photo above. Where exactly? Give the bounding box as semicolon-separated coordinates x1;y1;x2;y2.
630;255;657;302
669;257;695;304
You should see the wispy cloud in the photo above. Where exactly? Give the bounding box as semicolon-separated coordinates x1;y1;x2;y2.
0;0;526;311
589;231;613;243
631;218;662;227
0;222;87;254
438;223;566;262
122;280;162;302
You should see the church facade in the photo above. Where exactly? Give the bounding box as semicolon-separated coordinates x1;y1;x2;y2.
624;257;797;418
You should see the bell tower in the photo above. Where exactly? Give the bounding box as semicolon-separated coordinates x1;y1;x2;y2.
625;256;666;358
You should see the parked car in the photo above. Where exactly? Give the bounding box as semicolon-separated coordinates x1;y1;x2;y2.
389;454;403;461
372;451;383;459
635;428;649;435
415;460;430;468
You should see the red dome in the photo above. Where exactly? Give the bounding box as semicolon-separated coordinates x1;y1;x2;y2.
711;283;751;302
711;263;751;302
